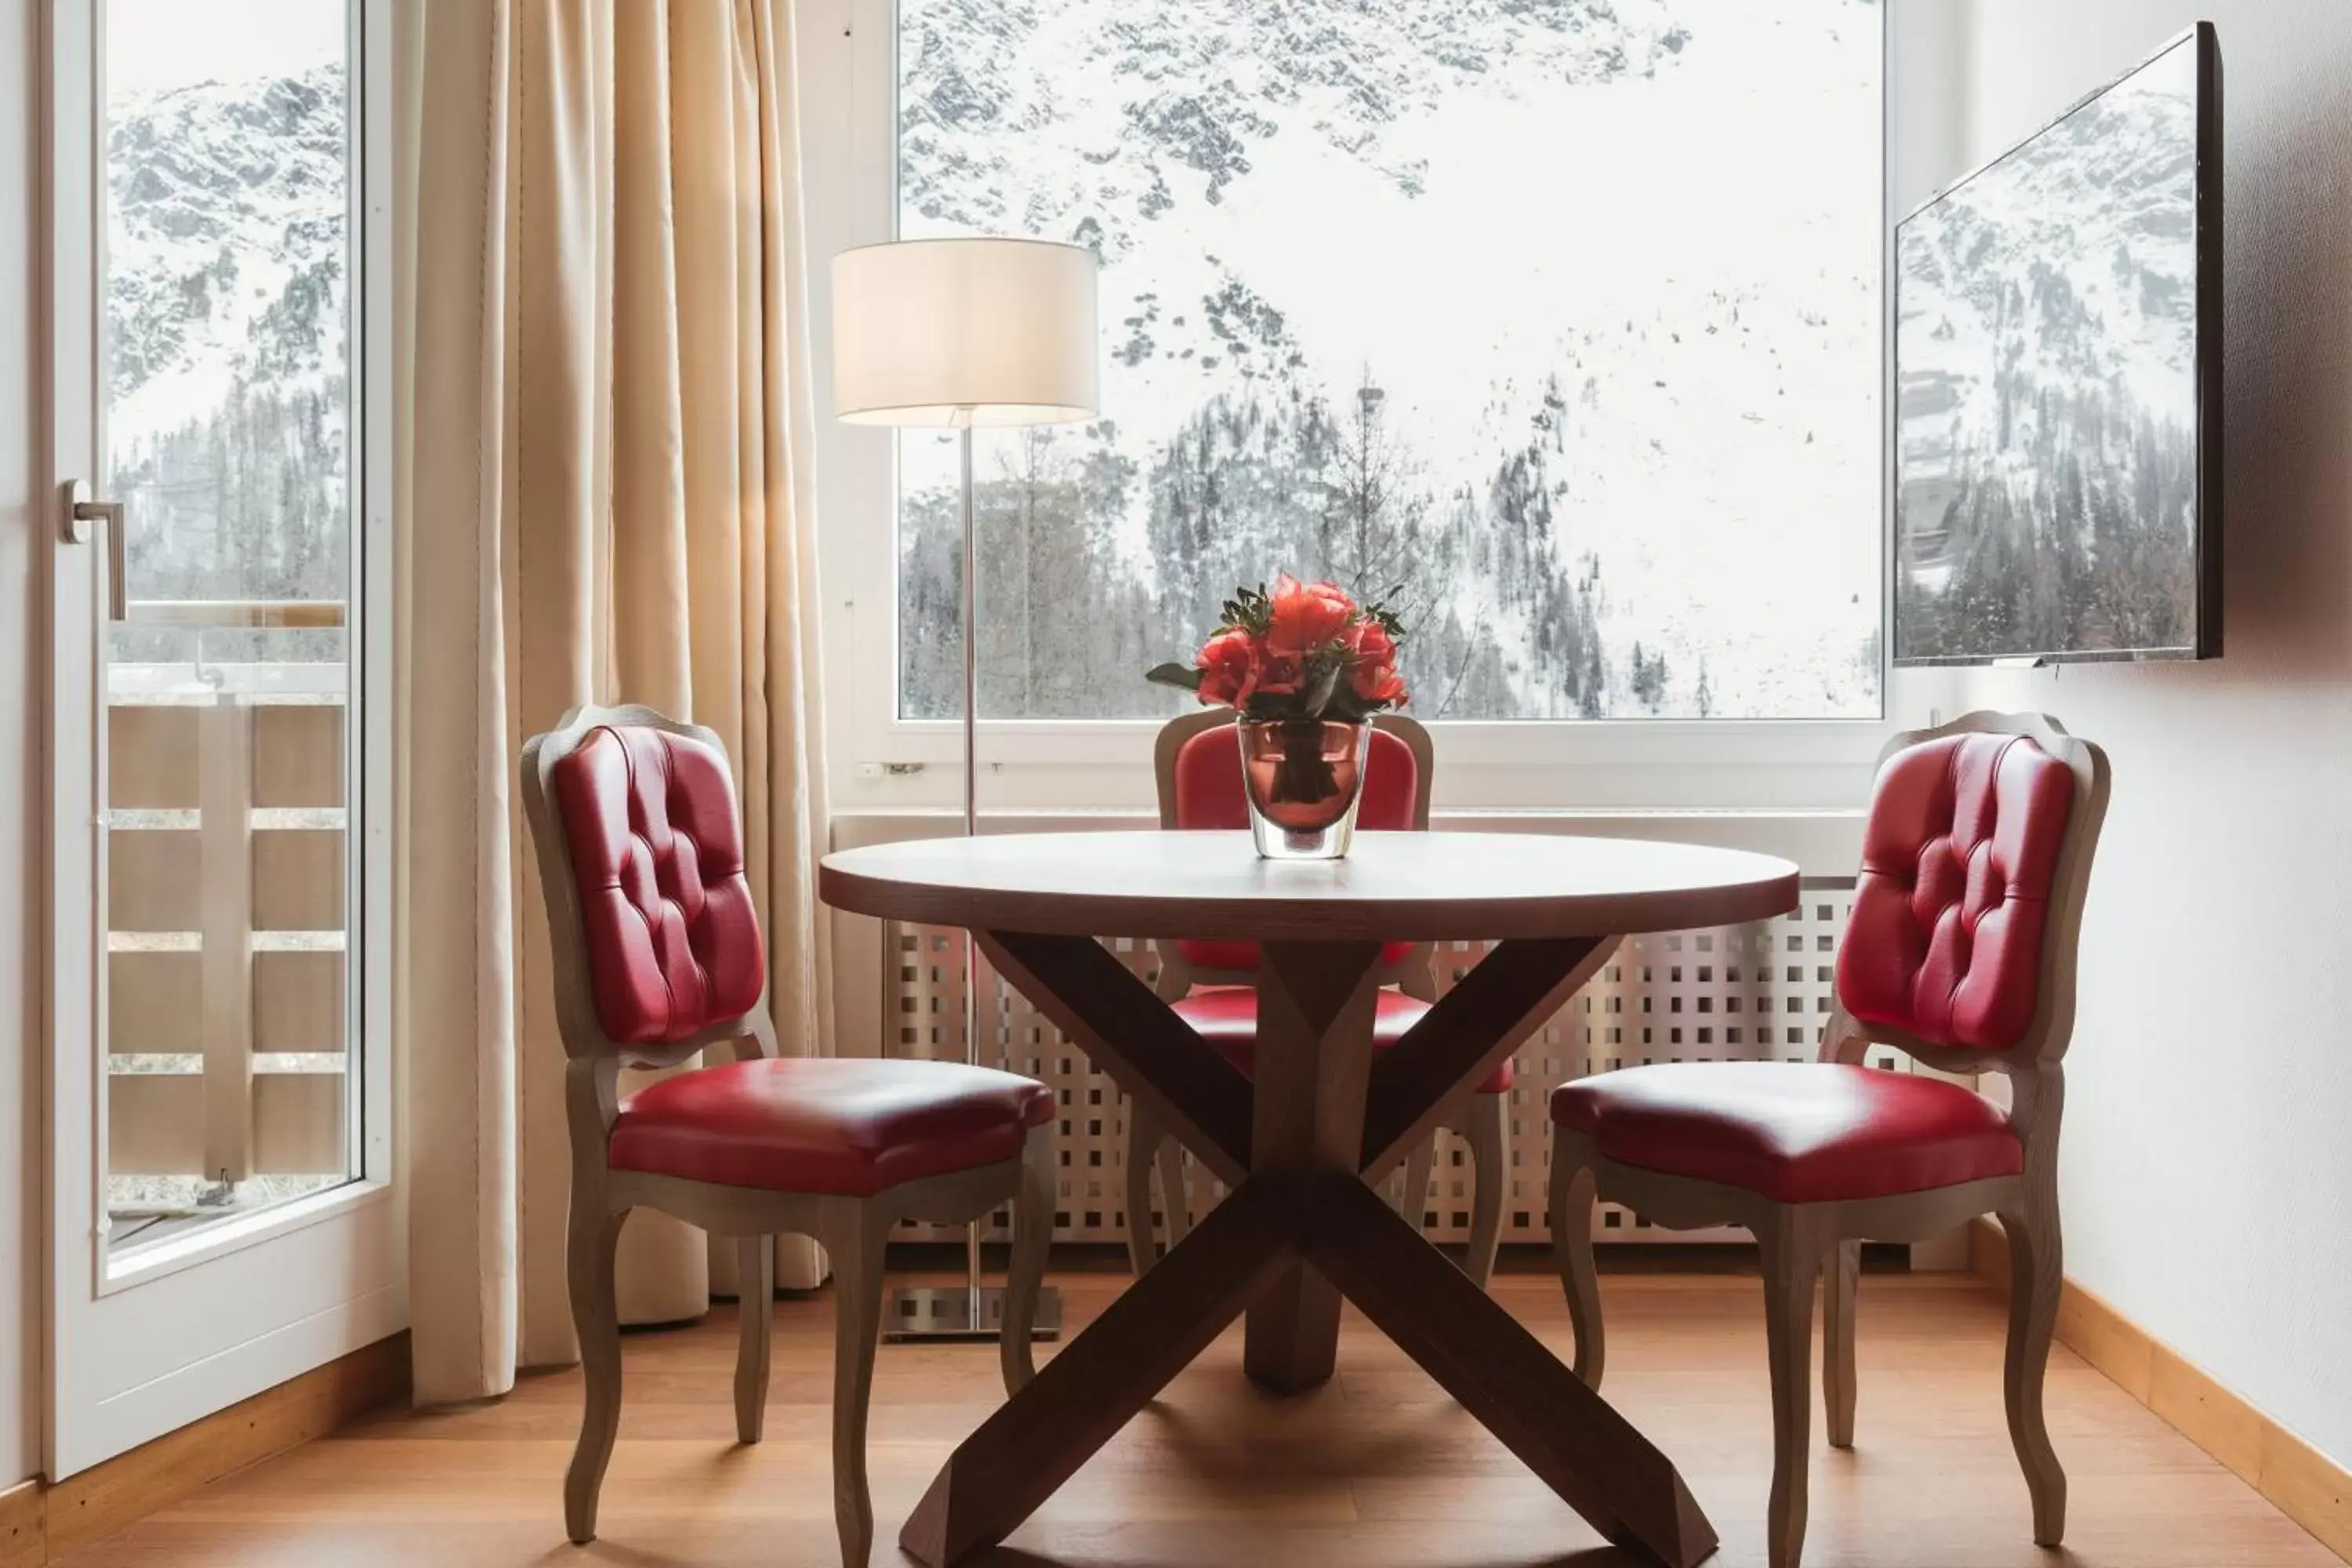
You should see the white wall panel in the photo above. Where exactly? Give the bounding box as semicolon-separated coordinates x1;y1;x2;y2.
1892;0;2352;1475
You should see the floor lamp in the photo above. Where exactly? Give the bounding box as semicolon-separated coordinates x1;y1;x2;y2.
831;237;1100;1339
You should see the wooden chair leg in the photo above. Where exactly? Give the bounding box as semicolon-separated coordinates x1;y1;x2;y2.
1123;1105;1160;1275
735;1235;775;1444
1824;1237;1858;1450
563;1205;626;1545
825;1202;891;1568
2000;1204;2067;1546
1759;1215;1824;1568
1459;1094;1507;1289
1156;1134;1192;1250
1001;1129;1053;1395
1548;1152;1604;1388
1399;1135;1436;1235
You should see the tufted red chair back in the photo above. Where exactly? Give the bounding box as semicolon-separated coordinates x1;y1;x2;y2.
1835;731;2078;1054
1168;722;1420;973
547;722;768;1047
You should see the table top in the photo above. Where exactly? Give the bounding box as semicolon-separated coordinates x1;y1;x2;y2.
818;829;1799;942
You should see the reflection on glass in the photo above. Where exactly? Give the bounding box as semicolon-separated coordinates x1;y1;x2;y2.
102;0;355;1261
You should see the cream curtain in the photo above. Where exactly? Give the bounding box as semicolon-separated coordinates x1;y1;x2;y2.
394;0;833;1404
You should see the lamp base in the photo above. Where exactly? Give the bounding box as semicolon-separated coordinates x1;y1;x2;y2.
881;1283;1062;1342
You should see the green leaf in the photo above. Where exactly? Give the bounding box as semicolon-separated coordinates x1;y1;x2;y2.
1144;662;1204;691
1301;656;1344;717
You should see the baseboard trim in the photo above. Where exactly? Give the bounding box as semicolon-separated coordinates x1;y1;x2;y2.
1970;1218;2350;1563
2;1330;408;1564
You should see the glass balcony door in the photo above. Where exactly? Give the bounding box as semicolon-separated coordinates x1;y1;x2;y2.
45;0;397;1477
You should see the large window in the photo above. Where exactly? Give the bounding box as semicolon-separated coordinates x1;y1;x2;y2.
894;0;1883;723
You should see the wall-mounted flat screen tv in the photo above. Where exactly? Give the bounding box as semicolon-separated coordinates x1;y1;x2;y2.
1893;24;2221;666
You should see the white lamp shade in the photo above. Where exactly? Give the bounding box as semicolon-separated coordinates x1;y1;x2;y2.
832;238;1099;428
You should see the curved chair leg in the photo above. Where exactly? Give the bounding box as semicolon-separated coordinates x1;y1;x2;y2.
1123;1105;1160;1275
1157;1142;1195;1250
2001;1204;2067;1546
1460;1094;1508;1289
1759;1214;1824;1568
564;1205;627;1545
735;1235;775;1443
1824;1238;1859;1450
825;1202;891;1568
1399;1136;1436;1236
1156;1134;1191;1251
1548;1143;1605;1388
1002;1127;1054;1394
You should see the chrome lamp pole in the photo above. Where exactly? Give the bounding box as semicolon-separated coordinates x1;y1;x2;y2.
948;409;993;1332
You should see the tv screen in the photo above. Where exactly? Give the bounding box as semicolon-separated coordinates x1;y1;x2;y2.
1893;24;2221;666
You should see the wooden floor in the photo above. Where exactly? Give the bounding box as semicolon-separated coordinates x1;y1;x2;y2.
56;1264;2337;1568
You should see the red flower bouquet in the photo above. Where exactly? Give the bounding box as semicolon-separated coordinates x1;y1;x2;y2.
1148;576;1410;844
1148;573;1410;726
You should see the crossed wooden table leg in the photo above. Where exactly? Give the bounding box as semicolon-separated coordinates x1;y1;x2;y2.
898;930;1719;1568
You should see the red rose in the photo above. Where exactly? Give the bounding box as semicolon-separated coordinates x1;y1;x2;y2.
1265;572;1356;655
1194;629;1261;709
1256;648;1305;696
1345;619;1406;706
1346;619;1398;671
1351;662;1409;706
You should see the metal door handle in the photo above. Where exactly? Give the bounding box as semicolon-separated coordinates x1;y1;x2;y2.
65;480;127;622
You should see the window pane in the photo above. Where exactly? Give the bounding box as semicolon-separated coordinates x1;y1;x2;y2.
101;0;358;1260
897;0;1882;720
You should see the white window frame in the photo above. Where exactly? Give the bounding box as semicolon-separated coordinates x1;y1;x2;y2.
800;0;1907;815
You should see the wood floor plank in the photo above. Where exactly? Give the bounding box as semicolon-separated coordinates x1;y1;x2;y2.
49;1270;2341;1568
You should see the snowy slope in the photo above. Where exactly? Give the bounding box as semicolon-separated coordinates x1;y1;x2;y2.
105;62;349;604
901;0;1884;719
1893;33;2201;656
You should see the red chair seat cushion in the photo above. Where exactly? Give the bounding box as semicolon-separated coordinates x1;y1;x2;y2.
1548;1062;2020;1203
1173;987;1513;1094
608;1057;1054;1197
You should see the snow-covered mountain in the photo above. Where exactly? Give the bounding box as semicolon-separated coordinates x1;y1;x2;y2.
107;63;349;609
1895;35;2201;659
899;0;1885;721
902;0;1695;256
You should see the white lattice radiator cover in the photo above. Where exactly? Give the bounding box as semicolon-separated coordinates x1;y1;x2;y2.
886;879;1962;1246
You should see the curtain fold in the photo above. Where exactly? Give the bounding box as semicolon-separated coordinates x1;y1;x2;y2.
396;0;834;1406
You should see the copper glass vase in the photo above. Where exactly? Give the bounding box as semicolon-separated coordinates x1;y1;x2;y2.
1236;719;1371;860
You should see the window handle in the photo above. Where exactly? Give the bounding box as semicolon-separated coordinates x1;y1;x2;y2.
65;480;127;622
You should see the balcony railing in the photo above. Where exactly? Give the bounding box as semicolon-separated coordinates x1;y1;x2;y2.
104;600;352;1247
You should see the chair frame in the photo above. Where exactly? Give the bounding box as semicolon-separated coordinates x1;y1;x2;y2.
521;704;1051;1567
1128;709;1508;1285
1550;710;2111;1568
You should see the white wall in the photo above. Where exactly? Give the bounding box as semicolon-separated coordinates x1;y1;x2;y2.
0;0;42;1490
1891;0;2352;1474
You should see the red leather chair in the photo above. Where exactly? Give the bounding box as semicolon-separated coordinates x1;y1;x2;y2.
1548;712;2109;1568
1128;708;1512;1287
520;705;1054;1568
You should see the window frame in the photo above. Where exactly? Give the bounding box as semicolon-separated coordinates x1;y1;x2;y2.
802;0;1900;814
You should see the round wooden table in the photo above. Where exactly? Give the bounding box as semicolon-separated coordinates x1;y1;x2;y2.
820;829;1799;1568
